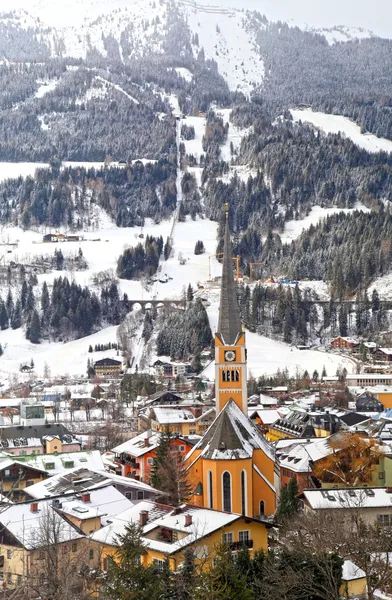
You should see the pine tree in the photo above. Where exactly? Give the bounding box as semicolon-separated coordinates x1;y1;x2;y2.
105;523;162;600
11;300;21;330
0;301;8;330
276;477;299;521
27;309;41;344
0;343;3;357
187;283;194;302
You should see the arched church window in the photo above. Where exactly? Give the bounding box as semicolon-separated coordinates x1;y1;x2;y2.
241;470;247;515
234;369;240;382
259;500;265;516
222;471;232;512
207;470;213;508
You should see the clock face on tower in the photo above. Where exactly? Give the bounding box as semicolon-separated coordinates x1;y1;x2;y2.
224;350;236;362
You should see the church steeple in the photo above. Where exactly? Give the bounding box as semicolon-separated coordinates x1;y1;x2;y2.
217;205;242;345
215;204;247;415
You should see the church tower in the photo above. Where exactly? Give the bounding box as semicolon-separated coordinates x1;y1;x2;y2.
185;206;276;518
215;205;247;414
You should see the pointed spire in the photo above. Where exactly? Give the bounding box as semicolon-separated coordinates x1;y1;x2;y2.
217;204;242;345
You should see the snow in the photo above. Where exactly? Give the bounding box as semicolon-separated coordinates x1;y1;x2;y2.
35;79;59;98
280;203;370;244
201;288;355;379
214;107;252;162
304;487;392;510
342;560;366;581
181;1;265;95
291;109;392;154
173;67;193;82
182;115;206;160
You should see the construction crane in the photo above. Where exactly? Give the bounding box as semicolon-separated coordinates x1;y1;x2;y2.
209;253;240;280
249;262;264;281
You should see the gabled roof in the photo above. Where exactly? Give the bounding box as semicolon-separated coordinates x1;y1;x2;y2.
92;500;269;553
187;399;275;461
24;467;159;499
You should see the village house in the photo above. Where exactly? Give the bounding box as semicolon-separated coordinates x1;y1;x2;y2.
152;360;193;378
341;561;367;600
0;486;131;591
111;430;196;482
302;487;392;527
267;408;342;442
138;405;215;436
355;392;384;412
90;500;271;573
24;466;160;502
248;408;281;435
0;423;81;457
374;348;392;363
330;337;360;351
93;358;122;377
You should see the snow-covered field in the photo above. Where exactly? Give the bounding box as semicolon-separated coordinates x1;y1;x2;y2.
291;109;392;154
280;203;370;244
202;289;355;379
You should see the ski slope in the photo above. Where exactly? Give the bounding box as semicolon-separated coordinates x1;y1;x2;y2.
291;109;392;154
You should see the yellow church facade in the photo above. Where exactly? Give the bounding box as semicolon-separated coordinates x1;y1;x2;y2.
186;209;276;518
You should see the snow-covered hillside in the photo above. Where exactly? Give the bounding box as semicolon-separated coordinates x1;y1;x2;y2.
290;109;392;154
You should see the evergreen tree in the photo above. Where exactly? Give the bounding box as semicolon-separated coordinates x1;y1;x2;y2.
187;283;194;302
11;300;21;330
0;343;3;357
27;309;41;343
0;301;8;330
105;523;162;600
150;432;191;505
276;477;299;521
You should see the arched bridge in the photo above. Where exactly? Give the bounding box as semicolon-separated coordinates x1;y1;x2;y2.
128;299;186;313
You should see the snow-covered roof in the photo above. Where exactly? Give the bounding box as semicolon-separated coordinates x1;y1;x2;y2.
378;348;392;356
342;560;366;581
304;487;392;510
0;501;84;549
247;409;280;424
258;394;279;405
277;437;332;473
152;407;214;425
20;450;104;475
186;399;275;462
25;467;159;499
57;486;132;525
92;501;261;553
0;458;48;474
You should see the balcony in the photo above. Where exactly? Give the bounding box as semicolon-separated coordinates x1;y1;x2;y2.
230;540;254;551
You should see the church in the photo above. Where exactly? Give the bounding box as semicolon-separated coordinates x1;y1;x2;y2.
186;208;276;518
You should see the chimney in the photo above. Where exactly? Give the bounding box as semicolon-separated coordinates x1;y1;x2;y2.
30;502;39;513
193;407;202;418
144;430;152;447
82;492;91;503
387;487;392;494
140;510;149;527
185;514;192;527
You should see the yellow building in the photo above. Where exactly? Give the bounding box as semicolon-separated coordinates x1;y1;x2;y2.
91;500;270;572
0;459;47;501
340;560;367;599
148;406;215;436
186;210;276;518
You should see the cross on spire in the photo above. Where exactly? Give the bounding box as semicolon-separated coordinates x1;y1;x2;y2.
217;205;242;345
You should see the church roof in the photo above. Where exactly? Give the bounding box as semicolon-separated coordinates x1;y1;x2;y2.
187;399;275;461
217;216;242;345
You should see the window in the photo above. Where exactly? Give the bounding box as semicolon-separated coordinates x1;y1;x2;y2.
259;500;265;516
4;470;10;476
179;445;185;452
153;559;165;572
239;530;250;543
89;549;94;560
241;470;247;516
207;470;213;509
7;572;12;583
379;472;385;480
62;544;68;554
103;557;109;571
377;514;392;526
189;430;196;435
125;492;133;499
25;480;34;487
39;551;45;560
147;458;154;466
222;471;232;513
137;491;144;500
17;575;22;585
222;532;233;545
6;550;11;559
71;542;77;552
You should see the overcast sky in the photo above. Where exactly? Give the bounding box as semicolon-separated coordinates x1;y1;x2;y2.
201;0;392;38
